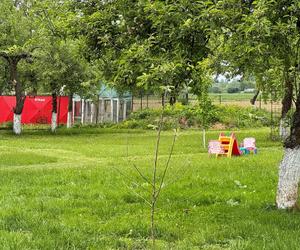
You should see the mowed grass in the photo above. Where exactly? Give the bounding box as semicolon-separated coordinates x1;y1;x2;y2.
0;127;298;249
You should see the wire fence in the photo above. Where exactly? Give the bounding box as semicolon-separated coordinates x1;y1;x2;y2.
132;93;282;113
132;93;283;140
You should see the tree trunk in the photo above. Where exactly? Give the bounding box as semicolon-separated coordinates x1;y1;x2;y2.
11;59;25;135
13;113;22;135
51;92;57;132
169;96;176;106
276;90;300;209
250;90;260;105
276;148;300;209
279;76;293;139
161;93;165;107
67;93;73;128
0;54;31;135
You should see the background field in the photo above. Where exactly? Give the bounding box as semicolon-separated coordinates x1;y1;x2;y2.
132;93;282;113
0;127;298;249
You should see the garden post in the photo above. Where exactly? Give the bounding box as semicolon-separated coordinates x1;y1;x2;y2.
81;99;85;124
116;99;120;123
123;101;127;120
111;98;114;122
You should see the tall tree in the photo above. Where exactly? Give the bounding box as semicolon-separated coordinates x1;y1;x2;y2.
33;0;90;130
75;0;212;104
0;0;36;134
209;0;300;209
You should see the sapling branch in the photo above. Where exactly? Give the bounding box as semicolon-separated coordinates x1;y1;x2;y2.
150;107;163;247
122;180;152;207
109;163;151;194
155;130;178;200
132;163;154;188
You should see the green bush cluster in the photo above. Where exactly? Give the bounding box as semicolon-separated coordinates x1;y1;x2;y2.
215;105;271;128
116;104;271;130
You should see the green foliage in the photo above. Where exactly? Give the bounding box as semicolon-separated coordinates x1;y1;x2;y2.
76;0;213;101
118;104;271;130
30;0;93;98
208;0;300;101
0;0;33;52
209;86;222;93
227;87;240;93
216;105;271;128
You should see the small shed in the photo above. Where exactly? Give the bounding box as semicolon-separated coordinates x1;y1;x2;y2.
98;85;132;123
73;86;132;124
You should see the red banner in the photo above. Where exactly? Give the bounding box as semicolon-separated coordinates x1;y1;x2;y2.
0;96;69;124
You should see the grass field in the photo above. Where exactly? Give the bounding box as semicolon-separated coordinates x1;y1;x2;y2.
0;127;299;249
209;93;255;102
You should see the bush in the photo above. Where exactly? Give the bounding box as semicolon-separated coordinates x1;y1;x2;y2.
215;105;271;128
227;87;240;93
120;104;271;130
209;86;222;93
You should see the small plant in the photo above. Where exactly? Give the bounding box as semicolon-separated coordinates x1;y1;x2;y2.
122;89;186;248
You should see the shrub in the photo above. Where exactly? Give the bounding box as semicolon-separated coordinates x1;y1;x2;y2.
120;104;271;130
227;87;240;93
209;86;222;93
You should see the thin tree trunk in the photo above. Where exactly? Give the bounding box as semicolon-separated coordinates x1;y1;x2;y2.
276;89;300;209
11;60;25;135
67;93;73;128
250;90;260;105
51;92;57;132
169;96;176;106
146;94;149;108
0;53;31;135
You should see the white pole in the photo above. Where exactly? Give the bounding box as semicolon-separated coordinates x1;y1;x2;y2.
81;99;85;124
123;101;127;121
116;99;120;123
111;98;114;122
203;129;206;148
72;99;75;124
91;102;94;123
101;98;104;123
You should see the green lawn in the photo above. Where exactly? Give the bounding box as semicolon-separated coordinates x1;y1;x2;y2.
208;93;254;103
0;127;298;249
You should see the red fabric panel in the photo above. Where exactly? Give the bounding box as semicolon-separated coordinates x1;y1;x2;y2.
0;96;15;122
0;96;69;124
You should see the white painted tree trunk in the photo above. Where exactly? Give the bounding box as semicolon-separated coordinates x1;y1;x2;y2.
51;112;57;132
276;147;300;209
67;112;72;128
13;113;22;135
279;118;289;140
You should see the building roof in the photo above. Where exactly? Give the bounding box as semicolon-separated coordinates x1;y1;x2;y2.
99;85;131;98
